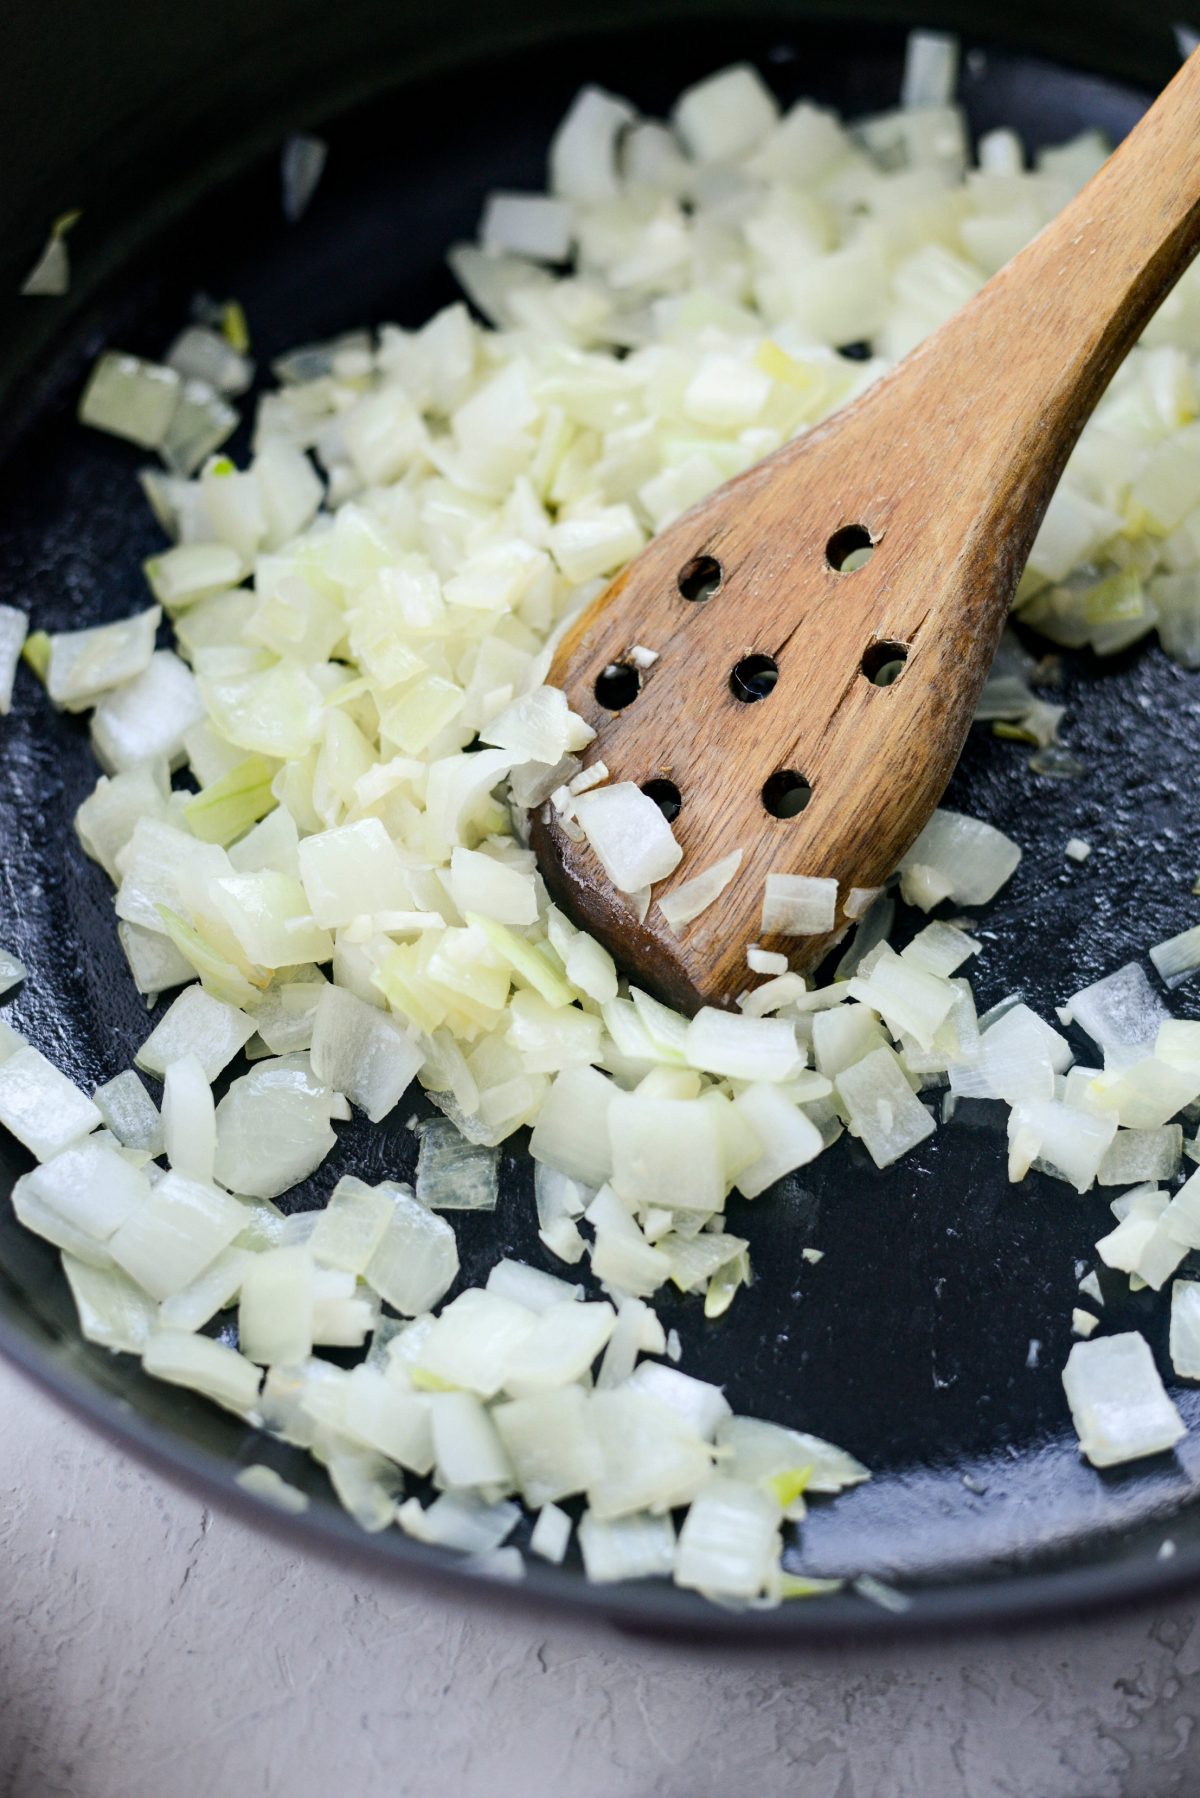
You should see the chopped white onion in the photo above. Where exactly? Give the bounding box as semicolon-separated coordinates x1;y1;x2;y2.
364;1183;459;1315
281;132;328;223
1062;1331;1185;1467
0;605;28;714
0;1047;102;1161
572;782;682;893
761;873;837;936
415;1117;500;1210
898;810;1021;910
659;850;743;934
162;1054;216;1181
1150;923;1200;989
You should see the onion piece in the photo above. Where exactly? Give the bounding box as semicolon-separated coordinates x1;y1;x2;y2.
235;1465;310;1513
309;985;421;1122
159;1245;252;1332
93;1069;163;1154
898;809;1021;910
481;192;574;263
674;1479;782;1600
1062;1330;1185;1467
79;352;182;450
0;1047;102;1161
213;1058;340;1199
281;132;328;223
685;1008;802;1083
572;782;683;893
1150;923;1200;989
45;607;161;712
108;1170;246;1299
1170;1279;1200;1379
162;1054;216;1181
672;63;779;162
529;1065;616;1187
587;1387;713;1520
835;1046;936;1168
761;873;837;936
529;1502;573;1563
0;604;29;713
900;30;959;109
609;1090;726;1214
1065;962;1170;1070
415;1117;500;1210
363;1183;459;1315
579;1509;676;1582
142;1329;262;1417
62;1253;159;1353
501;1301;616;1396
549;86;637;204
136;986;256;1082
485;1257;583;1314
658;850;743;934
91;650;205;773
730;1083;823;1196
492;1385;600;1504
238;1245;315;1365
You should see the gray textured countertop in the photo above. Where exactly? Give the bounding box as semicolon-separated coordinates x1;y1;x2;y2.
3;1356;1199;1798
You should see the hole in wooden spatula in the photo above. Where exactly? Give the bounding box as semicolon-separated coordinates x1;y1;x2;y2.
594;661;641;709
678;555;722;602
730;654;778;703
826;524;874;572
641;778;682;821
762;770;812;818
861;640;909;687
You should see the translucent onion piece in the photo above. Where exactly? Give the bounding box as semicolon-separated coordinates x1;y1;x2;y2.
142;1330;262;1417
161;1053;216;1182
1062;1331;1186;1468
108;1170;246;1299
674;1479;782;1599
92;1069;163;1155
0;945;27;997
415;1117;500;1210
213;1058;339;1199
62;1253;159;1354
572;783;683;893
0;1047;102;1161
578;1510;676;1582
281;133;328;223
659;850;743;934
898;810;1021;910
1170;1279;1200;1379
1065;963;1170;1070
136;986;256;1082
79;352;181;450
761;873;837;936
1150;923;1200;990
0;604;29;714
835;1046;936;1169
235;1465;310;1513
309;985;422;1122
364;1184;459;1315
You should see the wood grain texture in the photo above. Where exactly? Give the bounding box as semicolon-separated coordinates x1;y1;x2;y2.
533;51;1200;1014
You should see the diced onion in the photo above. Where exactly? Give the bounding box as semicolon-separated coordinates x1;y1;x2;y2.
1062;1331;1185;1467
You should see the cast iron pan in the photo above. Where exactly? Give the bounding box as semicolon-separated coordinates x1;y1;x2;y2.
3;13;1200;1640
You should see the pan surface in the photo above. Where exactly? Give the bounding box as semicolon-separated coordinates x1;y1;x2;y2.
3;17;1200;1639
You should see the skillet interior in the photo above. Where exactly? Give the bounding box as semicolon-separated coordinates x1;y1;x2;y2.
3;15;1200;1639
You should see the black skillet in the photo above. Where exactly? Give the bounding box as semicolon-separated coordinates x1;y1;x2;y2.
3;2;1200;1641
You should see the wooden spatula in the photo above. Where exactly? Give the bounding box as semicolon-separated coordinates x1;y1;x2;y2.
531;51;1200;1015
